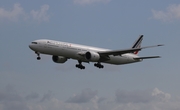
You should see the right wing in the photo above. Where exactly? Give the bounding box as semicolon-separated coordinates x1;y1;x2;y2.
134;56;161;60
98;44;164;56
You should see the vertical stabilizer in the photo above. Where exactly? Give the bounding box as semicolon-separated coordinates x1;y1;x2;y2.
132;35;143;54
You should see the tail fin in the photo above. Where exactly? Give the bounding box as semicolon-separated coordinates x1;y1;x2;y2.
131;35;143;54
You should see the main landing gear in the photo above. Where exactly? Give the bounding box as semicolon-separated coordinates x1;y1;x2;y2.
75;61;104;69
76;60;85;69
94;63;104;69
35;52;41;60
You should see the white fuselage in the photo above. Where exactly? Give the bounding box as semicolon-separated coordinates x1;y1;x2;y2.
29;39;141;65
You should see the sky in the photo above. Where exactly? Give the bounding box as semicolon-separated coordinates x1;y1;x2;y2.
0;0;180;110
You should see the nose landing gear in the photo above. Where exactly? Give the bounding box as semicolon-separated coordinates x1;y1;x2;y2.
35;52;41;60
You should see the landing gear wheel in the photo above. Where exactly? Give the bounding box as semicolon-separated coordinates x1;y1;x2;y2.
100;65;104;68
76;64;85;69
76;61;85;69
35;52;41;60
37;56;41;60
94;63;104;69
81;66;85;69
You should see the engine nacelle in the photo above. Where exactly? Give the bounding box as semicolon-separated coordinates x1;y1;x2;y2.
85;51;100;62
52;56;67;63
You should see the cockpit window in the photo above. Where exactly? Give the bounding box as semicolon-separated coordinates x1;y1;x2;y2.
32;42;37;44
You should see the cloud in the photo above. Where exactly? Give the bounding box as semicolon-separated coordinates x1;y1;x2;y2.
40;91;53;102
152;88;171;102
115;89;153;103
30;4;50;22
0;3;50;22
115;88;171;104
73;0;111;5
0;85;29;110
25;92;39;100
0;4;24;21
152;4;180;22
66;88;98;103
0;86;180;110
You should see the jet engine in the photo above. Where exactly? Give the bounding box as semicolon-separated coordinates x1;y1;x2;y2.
52;56;67;63
85;51;100;62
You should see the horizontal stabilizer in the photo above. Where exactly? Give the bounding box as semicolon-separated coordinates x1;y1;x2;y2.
134;56;161;60
141;44;164;49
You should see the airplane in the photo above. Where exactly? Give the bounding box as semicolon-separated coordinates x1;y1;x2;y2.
29;35;163;69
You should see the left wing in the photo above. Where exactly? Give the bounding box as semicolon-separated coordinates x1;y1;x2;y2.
98;44;163;56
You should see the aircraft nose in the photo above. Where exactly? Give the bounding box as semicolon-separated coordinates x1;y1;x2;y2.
29;44;32;49
29;44;34;50
29;41;38;51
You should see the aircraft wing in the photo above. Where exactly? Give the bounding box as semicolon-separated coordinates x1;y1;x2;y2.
133;56;161;60
98;44;163;56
